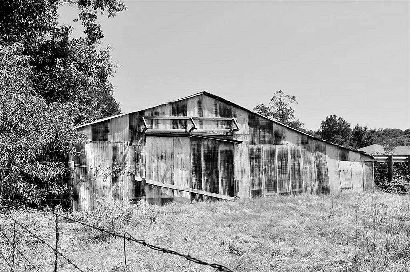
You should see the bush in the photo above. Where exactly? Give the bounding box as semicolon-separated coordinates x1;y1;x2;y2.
375;162;410;194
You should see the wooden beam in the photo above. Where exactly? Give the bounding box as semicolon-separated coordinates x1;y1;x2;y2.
145;179;235;201
145;129;189;135
189;134;242;144
408;156;410;174
145;129;235;137
373;155;410;163
143;116;236;122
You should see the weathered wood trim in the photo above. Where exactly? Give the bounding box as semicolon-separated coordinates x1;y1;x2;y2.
144;116;237;121
145;129;190;135
144;129;235;135
373;155;409;163
145;179;235;201
189;134;242;144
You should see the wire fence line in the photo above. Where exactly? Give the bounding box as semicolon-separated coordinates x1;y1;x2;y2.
0;226;38;272
0;211;234;272
0;247;13;270
56;212;234;272
6;216;86;272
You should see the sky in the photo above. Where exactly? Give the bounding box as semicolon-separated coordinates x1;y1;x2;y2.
59;0;409;131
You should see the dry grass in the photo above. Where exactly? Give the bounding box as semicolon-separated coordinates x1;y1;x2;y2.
1;192;410;272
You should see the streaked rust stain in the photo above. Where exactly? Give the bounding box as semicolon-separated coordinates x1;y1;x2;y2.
71;92;375;210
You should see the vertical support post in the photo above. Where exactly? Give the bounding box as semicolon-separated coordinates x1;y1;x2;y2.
68;160;75;212
354;204;358;257
201;140;205;199
111;218;115;238
288;145;291;194
387;155;393;182
260;146;265;197
299;147;304;193
123;232;127;267
275;145;279;193
371;161;375;190
407;156;410;175
218;144;222;197
11;222;16;272
54;213;59;272
0;168;3;205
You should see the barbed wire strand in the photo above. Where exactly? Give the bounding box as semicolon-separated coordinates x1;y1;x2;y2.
57;212;234;272
10;217;86;272
0;243;13;270
0;225;39;272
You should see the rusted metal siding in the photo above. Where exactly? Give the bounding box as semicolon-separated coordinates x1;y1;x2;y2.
85;142;112;210
249;115;273;145
191;138;202;190
173;137;191;190
276;145;290;193
144;136;191;203
290;147;302;193
109;115;129;142
249;146;262;197
363;162;375;190
145;137;174;185
84;115;130;143
263;146;277;193
244;110;374;196
219;147;235;196
202;139;219;194
71;92;375;210
142;135;235;203
301;149;316;193
72;142;135;210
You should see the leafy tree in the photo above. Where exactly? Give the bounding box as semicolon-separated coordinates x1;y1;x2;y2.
0;0;125;207
318;115;352;146
365;129;410;152
1;0;123;124
349;125;373;149
0;44;82;206
254;90;304;129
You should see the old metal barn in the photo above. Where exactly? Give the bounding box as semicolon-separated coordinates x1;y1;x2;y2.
71;91;374;210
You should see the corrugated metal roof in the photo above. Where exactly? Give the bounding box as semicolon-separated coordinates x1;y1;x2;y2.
75;91;206;129
75;90;373;158
392;146;410;155
358;144;386;155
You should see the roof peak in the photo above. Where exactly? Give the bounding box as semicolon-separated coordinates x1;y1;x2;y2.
74;91;370;156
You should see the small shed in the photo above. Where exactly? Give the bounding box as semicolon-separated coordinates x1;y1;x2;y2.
70;91;374;210
392;146;410;156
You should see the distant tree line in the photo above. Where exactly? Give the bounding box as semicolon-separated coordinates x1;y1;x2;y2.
254;91;410;151
317;115;410;151
0;0;125;208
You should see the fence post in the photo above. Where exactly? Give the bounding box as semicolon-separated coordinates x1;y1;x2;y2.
407;156;410;176
11;221;16;272
387;155;393;182
111;219;115;238
54;214;59;272
123;232;127;267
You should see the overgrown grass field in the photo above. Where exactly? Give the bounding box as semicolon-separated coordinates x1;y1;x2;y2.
1;192;410;271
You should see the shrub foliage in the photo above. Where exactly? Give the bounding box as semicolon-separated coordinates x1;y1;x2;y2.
0;0;124;207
